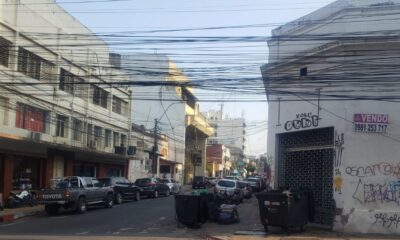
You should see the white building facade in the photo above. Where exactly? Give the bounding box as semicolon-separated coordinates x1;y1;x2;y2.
0;0;132;202
205;109;246;162
262;0;400;234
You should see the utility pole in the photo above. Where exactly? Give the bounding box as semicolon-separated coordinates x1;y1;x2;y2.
152;118;159;176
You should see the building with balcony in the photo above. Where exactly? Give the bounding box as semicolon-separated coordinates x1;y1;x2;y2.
117;54;213;183
206;144;231;177
0;0;132;203
261;0;400;234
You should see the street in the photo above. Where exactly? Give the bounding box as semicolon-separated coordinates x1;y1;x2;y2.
0;195;263;239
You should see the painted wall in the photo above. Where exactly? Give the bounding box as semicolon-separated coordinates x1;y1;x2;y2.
263;1;400;234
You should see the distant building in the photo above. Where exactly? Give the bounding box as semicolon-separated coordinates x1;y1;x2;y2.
118;54;213;183
206;144;231;177
204;108;246;162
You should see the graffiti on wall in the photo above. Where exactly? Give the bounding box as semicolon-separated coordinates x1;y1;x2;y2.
352;179;400;205
334;132;344;194
373;213;400;229
345;162;400;178
284;112;319;131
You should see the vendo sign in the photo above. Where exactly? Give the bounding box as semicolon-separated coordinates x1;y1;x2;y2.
353;114;389;124
353;113;388;133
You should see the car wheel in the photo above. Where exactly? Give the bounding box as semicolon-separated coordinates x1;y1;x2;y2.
105;194;114;208
135;191;140;201
165;189;170;197
45;204;59;215
153;190;159;198
115;193;123;204
76;197;87;214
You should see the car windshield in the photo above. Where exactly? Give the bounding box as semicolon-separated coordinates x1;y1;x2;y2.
247;178;258;182
194;176;204;182
135;179;150;185
56;178;79;189
98;178;111;186
160;179;170;183
217;180;235;188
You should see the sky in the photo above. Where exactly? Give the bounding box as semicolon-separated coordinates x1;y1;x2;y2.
58;0;335;156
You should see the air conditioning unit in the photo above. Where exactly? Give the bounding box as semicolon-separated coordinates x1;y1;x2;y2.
30;132;41;141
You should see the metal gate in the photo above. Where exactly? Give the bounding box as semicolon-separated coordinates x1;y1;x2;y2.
278;127;334;226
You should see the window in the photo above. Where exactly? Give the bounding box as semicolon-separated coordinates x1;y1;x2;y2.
17;47;54;81
113;132;119;147
120;134;126;147
0;97;8;125
56;115;68;137
112;96;127;115
92;85;108;108
0;37;11;67
15;103;47;133
300;67;308;76
72;118;82;141
59;69;85;97
105;129;111;147
94;126;103;147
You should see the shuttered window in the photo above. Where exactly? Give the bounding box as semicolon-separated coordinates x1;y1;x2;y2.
112;95;127;115
59;68;86;98
15;103;47;133
17;47;54;81
0;37;11;67
92;85;108;108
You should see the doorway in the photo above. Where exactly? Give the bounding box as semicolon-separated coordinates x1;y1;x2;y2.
277;127;334;226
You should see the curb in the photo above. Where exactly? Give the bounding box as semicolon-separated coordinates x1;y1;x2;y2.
0;208;43;224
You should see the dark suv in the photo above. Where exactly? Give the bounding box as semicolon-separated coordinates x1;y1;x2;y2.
98;177;141;204
134;178;170;198
192;176;210;189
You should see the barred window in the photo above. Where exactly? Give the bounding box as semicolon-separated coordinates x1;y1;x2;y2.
92;85;108;108
0;37;11;67
60;69;86;98
17;47;54;81
112;95;127;115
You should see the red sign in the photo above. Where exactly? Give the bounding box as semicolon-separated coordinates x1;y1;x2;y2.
354;114;389;124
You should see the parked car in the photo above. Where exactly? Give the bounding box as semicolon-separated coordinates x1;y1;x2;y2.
37;176;114;215
216;179;244;204
160;178;181;194
134;178;170;198
98;177;141;204
192;176;211;189
208;177;217;186
246;177;261;192
223;176;241;181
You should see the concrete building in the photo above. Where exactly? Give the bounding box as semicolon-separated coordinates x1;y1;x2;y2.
262;0;400;234
0;0;132;202
128;124;169;181
117;54;213;183
206;144;231;177
204;109;246;162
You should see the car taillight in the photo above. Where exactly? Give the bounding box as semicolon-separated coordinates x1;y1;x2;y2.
64;191;71;199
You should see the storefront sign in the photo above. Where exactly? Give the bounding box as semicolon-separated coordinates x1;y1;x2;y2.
353;113;388;133
284;112;319;131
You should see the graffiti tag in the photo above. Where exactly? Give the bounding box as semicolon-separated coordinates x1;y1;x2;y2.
352;179;400;206
374;213;400;229
345;162;400;178
284;112;319;131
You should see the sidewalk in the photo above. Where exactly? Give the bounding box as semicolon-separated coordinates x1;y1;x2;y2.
0;205;44;223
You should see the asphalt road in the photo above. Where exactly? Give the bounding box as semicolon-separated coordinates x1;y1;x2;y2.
0;195;177;237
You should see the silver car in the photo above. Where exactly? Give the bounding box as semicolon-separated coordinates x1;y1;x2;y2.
160;178;181;194
216;179;244;203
